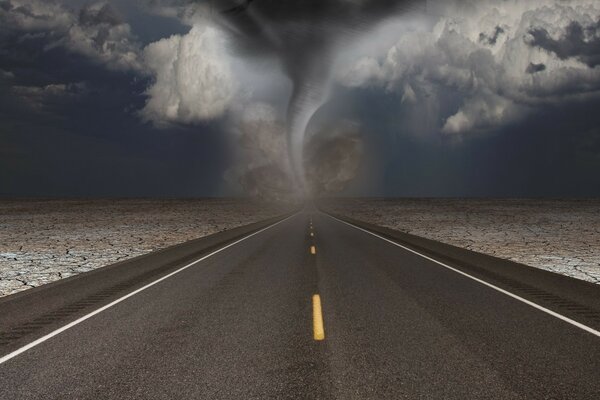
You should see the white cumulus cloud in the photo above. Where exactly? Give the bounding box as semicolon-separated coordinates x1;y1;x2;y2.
141;25;236;125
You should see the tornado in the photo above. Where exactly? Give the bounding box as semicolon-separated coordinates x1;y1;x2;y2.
285;56;333;189
215;0;419;193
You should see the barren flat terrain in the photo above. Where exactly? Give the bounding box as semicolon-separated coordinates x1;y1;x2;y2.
0;199;290;297
321;198;600;284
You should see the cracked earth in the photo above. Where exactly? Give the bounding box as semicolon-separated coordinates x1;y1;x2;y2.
0;199;291;298
321;198;600;285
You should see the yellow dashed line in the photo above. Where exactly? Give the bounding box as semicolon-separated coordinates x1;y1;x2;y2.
310;232;314;237
310;245;316;255
312;294;325;341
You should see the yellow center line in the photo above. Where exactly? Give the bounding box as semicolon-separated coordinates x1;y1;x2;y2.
312;294;325;341
310;245;316;254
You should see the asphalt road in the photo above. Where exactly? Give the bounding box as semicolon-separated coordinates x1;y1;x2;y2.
1;211;599;399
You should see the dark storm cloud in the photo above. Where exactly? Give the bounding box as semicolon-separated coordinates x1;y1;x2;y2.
79;3;123;27
479;26;504;46
3;2;38;19
215;0;420;88
0;1;143;71
0;0;68;32
528;20;600;67
526;62;546;74
217;0;419;57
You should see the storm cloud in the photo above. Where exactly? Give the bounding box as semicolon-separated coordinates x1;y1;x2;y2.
0;1;143;72
528;20;600;68
338;0;600;134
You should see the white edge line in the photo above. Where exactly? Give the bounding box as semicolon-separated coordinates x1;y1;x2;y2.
0;214;296;365
326;213;600;338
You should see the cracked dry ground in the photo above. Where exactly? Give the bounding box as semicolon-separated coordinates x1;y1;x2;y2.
321;198;600;285
0;199;291;297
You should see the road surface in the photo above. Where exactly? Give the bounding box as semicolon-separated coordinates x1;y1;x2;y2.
0;211;599;399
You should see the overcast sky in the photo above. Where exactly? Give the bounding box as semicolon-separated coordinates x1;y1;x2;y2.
1;0;599;197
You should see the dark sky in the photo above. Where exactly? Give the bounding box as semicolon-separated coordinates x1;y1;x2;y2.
0;57;230;197
1;0;599;197
336;87;600;197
